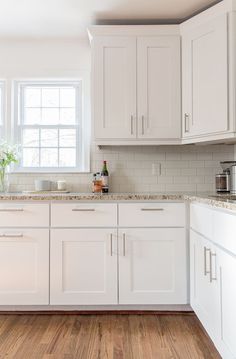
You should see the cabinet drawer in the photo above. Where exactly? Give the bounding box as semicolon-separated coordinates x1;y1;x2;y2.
51;203;117;227
0;203;49;227
119;203;185;227
213;211;236;256
190;203;213;239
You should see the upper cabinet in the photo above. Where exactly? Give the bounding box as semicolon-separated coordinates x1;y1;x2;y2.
181;1;236;144
89;26;181;145
93;36;137;140
137;36;181;139
89;1;236;146
181;15;228;140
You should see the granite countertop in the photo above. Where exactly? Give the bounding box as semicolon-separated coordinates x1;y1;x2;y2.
0;191;236;211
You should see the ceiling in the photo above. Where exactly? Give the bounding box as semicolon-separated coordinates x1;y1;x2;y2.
0;0;221;39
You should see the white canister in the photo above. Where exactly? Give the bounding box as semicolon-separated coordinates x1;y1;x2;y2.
34;180;51;192
56;180;67;191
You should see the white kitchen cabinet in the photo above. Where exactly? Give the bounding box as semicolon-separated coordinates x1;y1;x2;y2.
190;203;236;359
51;203;117;228
50;229;118;305
181;14;229;140
218;248;236;359
119;228;187;304
89;26;181;144
119;202;185;227
0;229;49;305
137;36;180;139
92;36;137;140
190;229;220;342
0;203;49;227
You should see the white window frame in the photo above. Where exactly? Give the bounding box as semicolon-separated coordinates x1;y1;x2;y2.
0;81;6;140
12;78;90;173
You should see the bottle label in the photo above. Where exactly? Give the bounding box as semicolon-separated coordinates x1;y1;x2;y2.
102;175;109;188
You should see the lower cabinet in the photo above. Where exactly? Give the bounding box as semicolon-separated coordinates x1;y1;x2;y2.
190;229;220;342
218;248;236;359
190;218;236;359
50;229;118;305
119;228;187;304
0;229;49;305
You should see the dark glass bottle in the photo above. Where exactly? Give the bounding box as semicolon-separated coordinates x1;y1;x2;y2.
101;161;109;193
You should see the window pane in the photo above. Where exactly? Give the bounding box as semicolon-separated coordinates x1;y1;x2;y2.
60;108;75;124
59;148;76;167
24;88;41;107
41;148;58;167
23;129;39;147
22;148;39;167
0;87;2;125
25;108;41;125
60;88;76;107
41;129;58;147
59;129;76;147
42;108;59;125
42;88;59;107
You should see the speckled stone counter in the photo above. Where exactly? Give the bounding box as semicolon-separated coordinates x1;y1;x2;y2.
185;194;236;211
0;192;184;202
0;192;236;211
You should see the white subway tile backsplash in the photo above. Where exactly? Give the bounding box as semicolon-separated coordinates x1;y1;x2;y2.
8;144;234;193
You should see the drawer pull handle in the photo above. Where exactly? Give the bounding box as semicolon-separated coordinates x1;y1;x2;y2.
141;208;164;211
110;234;113;256
0;233;23;238
123;233;126;256
210;252;217;282
204;247;210;276
72;209;95;212
0;208;24;212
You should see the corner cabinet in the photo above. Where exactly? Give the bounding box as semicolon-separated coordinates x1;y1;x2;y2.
89;26;181;145
181;1;236;144
190;203;236;359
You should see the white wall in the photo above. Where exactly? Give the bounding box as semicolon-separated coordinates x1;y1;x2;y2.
0;38;234;193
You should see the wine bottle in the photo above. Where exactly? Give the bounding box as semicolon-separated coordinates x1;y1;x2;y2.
101;160;109;193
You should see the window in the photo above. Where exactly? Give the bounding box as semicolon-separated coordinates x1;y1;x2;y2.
13;80;89;172
0;82;5;140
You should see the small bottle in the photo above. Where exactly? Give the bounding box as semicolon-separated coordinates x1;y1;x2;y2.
101;161;109;193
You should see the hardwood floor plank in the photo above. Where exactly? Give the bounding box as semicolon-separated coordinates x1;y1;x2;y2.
0;314;221;359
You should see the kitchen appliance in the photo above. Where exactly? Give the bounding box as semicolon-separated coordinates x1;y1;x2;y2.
215;173;230;193
230;165;236;194
215;161;236;193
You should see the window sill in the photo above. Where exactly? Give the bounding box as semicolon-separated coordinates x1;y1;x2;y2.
9;170;91;175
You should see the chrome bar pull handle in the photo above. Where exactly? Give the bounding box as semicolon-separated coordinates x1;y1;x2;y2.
184;113;190;133
141;115;145;135
0;233;23;238
141;208;164;211
210;252;217;282
72;209;95;212
0;208;24;212
131;115;134;135
204;247;211;276
123;233;126;256
110;234;113;256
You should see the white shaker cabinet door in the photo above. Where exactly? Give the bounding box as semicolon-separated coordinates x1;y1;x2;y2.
0;229;49;305
190;230;220;343
218;248;236;359
50;229;118;305
137;36;181;139
119;228;187;305
93;36;136;139
182;14;228;138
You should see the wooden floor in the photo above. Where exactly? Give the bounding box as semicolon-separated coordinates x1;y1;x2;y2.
0;313;221;359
